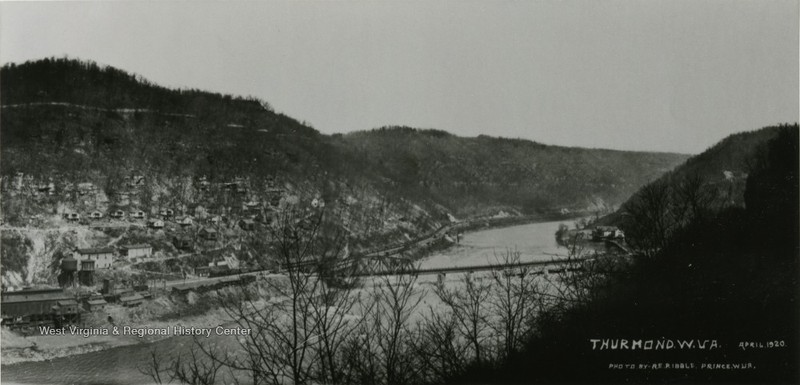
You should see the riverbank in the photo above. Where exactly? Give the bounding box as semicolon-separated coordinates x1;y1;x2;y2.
403;213;586;266
457;212;590;235
3;219;576;384
1;216;578;368
0;280;276;365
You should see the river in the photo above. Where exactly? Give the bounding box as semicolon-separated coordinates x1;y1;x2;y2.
1;219;574;385
420;219;570;269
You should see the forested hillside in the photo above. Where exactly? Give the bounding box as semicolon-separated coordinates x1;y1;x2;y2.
454;122;799;385
607;124;797;251
335;127;686;216
1;58;688;222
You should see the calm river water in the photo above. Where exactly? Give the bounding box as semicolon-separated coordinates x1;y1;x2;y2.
2;219;572;385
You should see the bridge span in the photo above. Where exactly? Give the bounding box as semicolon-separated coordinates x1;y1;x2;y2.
352;256;591;277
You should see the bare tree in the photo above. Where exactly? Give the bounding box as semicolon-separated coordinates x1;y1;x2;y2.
141;346;224;385
622;180;675;256
434;270;493;365
309;274;369;384
541;231;630;321
488;249;545;359
170;346;225;385
339;266;425;385
149;206;356;385
675;173;719;222
372;270;426;384
140;349;168;385
624;174;720;257
412;306;469;382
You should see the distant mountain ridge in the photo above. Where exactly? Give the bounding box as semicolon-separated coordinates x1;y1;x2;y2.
1;57;688;222
333;127;687;216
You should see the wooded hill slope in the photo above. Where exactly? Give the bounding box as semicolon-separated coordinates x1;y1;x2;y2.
606;124;797;249
1;58;687;222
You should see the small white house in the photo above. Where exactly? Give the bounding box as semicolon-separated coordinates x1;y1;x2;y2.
209;255;240;270
74;248;114;269
119;244;153;259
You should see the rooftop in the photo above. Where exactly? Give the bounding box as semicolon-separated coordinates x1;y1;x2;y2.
1;289;71;303
119;293;144;302
119;244;152;250
76;247;115;254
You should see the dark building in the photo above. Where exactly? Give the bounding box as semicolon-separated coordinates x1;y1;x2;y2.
119;293;144;307
199;227;218;241
239;219;256;231
173;236;193;251
101;278;116;295
78;260;95;286
1;288;80;327
52;299;81;327
59;257;78;287
84;296;108;312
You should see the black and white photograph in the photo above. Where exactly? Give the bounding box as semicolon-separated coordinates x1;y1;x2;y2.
0;1;798;384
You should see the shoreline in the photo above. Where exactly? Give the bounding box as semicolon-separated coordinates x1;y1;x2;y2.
456;212;589;235
1;215;580;366
1;285;275;366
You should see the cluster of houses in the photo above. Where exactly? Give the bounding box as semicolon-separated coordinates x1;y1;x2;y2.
63;209;149;222
11;171;292;234
591;226;625;241
62;203;278;229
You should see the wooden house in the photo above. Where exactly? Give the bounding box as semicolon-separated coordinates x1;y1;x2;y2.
84;296;108;312
119;293;144;307
119;244;153;259
239;219;256;231
199;227;218;241
53;299;80;315
173;236;193;251
74;248;114;269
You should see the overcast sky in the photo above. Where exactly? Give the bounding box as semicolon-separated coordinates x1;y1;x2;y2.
1;1;797;154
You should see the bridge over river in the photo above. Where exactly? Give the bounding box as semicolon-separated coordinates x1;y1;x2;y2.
2;218;620;385
353;257;589;277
